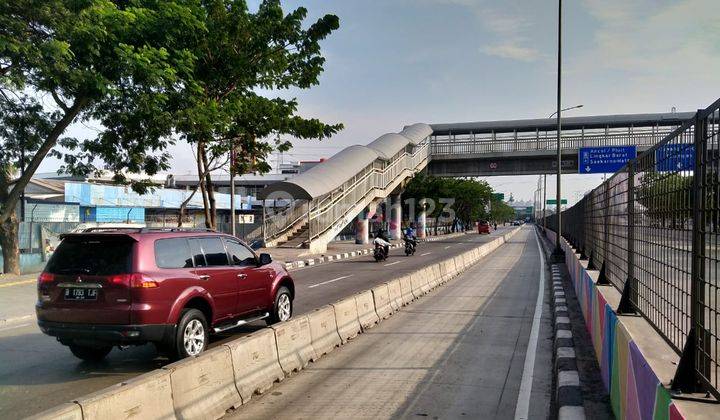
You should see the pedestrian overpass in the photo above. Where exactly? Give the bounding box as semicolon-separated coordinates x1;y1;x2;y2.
258;111;691;252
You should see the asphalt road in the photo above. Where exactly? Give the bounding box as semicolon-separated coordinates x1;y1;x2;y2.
226;226;553;419
0;227;514;418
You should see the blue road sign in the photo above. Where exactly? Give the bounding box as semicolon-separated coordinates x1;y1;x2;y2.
655;143;694;172
578;146;636;174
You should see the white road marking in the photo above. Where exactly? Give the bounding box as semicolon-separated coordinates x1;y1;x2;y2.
383;261;402;267
514;230;546;420
0;322;32;332
307;275;354;289
444;245;451;249
420;252;432;256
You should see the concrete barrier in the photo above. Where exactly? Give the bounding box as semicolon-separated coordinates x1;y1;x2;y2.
420;267;434;293
226;328;284;403
371;284;393;319
26;403;82;420
356;290;380;330
454;255;465;273
272;315;314;375
332;297;361;343
386;279;403;311
425;266;439;289
399;275;415;304
165;346;241;419
431;264;443;285
410;270;427;296
74;370;175;420
307;305;342;360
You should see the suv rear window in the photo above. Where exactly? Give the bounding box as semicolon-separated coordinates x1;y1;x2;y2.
46;236;133;275
155;238;193;269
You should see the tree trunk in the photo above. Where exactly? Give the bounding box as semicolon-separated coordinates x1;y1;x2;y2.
0;214;20;275
196;144;212;228
200;146;217;230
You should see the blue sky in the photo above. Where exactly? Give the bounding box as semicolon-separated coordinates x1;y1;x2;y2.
40;0;720;203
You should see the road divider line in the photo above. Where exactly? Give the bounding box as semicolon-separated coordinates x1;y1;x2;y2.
383;261;402;267
0;279;36;288
308;275;353;289
444;245;451;249
420;252;432;256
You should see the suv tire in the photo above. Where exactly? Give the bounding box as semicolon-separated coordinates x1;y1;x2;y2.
69;344;112;362
267;286;292;325
170;308;209;360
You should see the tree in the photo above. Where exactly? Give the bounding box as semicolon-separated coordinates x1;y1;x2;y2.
636;172;693;229
490;198;515;223
0;0;202;273
173;0;343;229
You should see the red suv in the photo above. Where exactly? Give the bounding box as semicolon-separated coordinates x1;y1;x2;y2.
36;228;294;361
477;221;491;234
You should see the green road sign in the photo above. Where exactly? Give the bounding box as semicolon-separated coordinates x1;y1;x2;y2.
493;193;505;201
546;199;567;205
525;207;533;214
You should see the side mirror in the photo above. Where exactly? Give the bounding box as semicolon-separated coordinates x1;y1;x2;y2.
258;253;272;266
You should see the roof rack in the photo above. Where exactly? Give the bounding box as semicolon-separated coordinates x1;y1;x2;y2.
138;227;217;233
81;227;144;233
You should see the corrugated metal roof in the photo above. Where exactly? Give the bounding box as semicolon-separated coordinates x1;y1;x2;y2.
430;112;694;135
367;133;409;160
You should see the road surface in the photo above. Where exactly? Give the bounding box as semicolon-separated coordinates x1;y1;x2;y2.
0;227;514;418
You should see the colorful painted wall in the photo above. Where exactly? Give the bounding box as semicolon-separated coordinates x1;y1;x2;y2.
545;229;685;420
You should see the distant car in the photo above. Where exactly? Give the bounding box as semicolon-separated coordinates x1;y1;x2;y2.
478;221;491;234
36;228;294;361
512;220;521;226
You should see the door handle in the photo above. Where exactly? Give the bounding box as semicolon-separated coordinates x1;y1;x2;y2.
198;275;210;281
237;273;247;280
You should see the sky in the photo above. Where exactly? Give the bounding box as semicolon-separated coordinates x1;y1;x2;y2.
39;0;720;204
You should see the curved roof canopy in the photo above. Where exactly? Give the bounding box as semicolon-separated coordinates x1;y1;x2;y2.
259;123;432;200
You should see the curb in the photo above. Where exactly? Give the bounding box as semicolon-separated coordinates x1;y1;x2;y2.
283;231;470;271
551;263;586;420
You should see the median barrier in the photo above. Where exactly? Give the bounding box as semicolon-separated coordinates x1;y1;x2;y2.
399;275;415;304
356;290;380;330
26;403;82;420
165;346;241;420
425;266;439;289
410;270;427;297
226;328;284;403
272;315;314;375
418;268;433;294
307;305;342;361
74;370;175;420
431;264;443;285
332;297;361;343
371;284;393;319
386;279;403;311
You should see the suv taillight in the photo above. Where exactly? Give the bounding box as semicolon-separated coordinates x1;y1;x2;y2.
108;273;158;288
38;272;55;283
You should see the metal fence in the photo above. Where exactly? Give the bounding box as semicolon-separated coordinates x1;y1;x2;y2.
543;98;720;399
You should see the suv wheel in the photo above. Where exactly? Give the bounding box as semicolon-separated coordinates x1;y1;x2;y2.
69;344;112;362
267;286;292;325
172;308;209;359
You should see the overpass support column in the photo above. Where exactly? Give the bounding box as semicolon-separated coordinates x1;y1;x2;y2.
389;194;402;240
355;208;370;245
417;199;427;238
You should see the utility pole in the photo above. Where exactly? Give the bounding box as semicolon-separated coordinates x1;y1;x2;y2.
552;0;565;259
543;174;547;231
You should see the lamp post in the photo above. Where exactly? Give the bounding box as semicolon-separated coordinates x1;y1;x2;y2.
552;0;564;259
548;104;582;119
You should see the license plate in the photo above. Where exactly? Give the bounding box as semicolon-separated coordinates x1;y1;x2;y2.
64;288;98;301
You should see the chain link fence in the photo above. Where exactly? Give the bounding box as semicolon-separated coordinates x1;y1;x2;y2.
542;98;720;399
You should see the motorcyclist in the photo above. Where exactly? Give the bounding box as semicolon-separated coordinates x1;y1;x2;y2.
373;230;391;258
403;224;417;251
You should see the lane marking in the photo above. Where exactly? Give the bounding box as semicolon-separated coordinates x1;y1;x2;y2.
0;279;35;288
444;245;451;249
0;322;32;332
514;230;546;420
420;252;432;256
307;275;354;289
383;261;402;267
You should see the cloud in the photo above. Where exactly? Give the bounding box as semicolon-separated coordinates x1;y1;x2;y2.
481;43;541;62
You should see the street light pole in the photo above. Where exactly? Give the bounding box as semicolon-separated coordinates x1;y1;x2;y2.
548;104;582;119
553;0;564;258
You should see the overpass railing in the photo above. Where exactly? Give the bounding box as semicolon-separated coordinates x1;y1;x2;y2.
430;126;676;156
542;98;720;398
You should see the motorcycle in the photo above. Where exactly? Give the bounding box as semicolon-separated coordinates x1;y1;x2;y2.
404;238;416;256
373;243;388;262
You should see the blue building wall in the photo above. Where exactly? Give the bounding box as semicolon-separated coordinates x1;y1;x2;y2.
80;206;145;223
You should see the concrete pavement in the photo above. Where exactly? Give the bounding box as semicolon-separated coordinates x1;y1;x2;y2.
0;228;511;418
226;227;553;419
